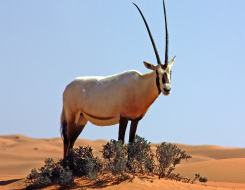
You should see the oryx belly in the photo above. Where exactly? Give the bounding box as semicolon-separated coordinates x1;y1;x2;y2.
82;112;119;126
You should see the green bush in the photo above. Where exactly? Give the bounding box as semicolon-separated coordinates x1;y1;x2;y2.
127;135;154;175
199;176;208;183
101;139;129;180
59;167;74;188
155;142;192;179
26;146;102;189
26;158;61;189
191;173;208;183
60;146;102;180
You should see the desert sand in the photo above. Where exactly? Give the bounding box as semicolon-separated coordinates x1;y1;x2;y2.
0;134;245;190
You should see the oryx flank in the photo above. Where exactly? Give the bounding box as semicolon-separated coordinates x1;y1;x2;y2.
61;0;176;158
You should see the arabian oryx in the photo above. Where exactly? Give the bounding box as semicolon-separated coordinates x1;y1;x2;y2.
61;0;176;158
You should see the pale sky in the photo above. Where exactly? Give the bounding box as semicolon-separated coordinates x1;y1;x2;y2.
1;1;245;147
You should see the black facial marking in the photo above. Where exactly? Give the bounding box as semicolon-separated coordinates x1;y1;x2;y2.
162;72;170;84
162;74;166;84
155;70;161;94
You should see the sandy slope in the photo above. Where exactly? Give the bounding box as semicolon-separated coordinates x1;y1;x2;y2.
0;134;245;190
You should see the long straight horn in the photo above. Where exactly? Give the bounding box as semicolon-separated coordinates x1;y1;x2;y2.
163;0;169;65
133;3;162;65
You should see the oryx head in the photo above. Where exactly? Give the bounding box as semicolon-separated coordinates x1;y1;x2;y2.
133;1;176;96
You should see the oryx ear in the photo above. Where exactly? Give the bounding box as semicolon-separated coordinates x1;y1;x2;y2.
168;56;176;68
143;61;156;70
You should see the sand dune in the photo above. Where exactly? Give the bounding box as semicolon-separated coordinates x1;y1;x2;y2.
175;158;245;183
0;134;245;190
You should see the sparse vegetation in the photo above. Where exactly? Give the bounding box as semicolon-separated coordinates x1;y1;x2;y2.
199;176;208;183
127;135;155;176
192;173;200;184
101;139;129;181
26;158;61;189
191;173;208;184
26;135;207;189
60;146;103;180
155;142;192;179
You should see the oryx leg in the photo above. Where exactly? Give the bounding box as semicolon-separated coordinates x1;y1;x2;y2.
63;113;88;158
118;117;129;144
69;114;88;150
63;116;76;158
129;120;139;143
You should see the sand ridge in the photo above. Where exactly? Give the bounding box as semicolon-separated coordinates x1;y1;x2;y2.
0;134;245;189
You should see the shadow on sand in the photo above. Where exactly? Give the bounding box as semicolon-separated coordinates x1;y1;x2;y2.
0;178;22;186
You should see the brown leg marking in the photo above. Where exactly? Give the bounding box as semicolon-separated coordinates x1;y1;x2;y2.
129;120;139;143
118;117;129;144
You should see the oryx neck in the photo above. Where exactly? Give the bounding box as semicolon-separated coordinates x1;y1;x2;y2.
141;71;160;97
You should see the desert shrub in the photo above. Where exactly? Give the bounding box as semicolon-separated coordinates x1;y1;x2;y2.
26;146;102;189
127;135;154;175
155;142;192;179
60;146;103;180
26;158;62;189
59;167;75;188
101;140;129;180
191;173;200;184
26;168;51;189
199;176;208;183
191;173;208;183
